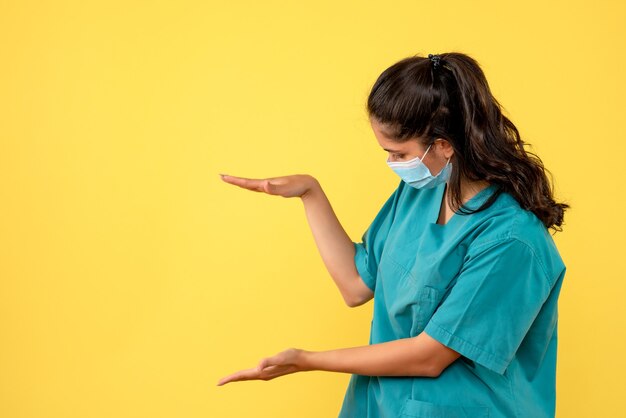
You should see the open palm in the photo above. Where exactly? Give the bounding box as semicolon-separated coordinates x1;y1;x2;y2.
219;173;317;198
216;348;307;386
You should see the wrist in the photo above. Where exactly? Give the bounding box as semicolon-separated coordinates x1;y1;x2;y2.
297;349;316;372
301;176;322;202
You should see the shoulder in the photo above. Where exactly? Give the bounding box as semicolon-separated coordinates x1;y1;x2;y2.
465;188;566;286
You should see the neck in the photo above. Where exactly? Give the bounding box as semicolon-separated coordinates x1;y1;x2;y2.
447;179;491;205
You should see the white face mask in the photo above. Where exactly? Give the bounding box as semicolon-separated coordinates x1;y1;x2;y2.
386;144;452;189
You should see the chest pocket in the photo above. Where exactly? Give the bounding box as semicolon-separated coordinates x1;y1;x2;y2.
377;253;444;338
410;286;442;337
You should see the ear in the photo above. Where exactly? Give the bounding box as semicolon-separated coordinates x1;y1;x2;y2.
434;138;455;159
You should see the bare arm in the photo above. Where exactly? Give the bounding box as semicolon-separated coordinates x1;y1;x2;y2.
299;331;461;377
219;173;373;307
300;179;374;307
216;331;462;385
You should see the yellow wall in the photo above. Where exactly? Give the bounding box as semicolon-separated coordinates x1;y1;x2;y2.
1;1;624;417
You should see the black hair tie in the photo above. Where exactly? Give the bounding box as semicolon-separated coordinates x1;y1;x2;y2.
428;53;442;69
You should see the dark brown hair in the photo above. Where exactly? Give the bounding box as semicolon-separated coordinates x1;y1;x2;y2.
366;52;569;233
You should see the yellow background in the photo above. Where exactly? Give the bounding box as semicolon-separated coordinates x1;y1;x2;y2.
1;1;624;417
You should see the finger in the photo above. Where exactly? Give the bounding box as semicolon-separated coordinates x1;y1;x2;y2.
221;175;268;193
216;375;231;386
216;367;260;385
216;370;242;386
217;370;243;386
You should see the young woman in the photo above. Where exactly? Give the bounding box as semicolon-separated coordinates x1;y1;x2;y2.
216;52;569;418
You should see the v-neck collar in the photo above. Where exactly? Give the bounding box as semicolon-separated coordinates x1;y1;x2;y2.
429;182;498;228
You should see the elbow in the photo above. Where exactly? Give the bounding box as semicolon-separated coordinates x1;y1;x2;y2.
342;275;375;308
418;360;444;378
344;294;360;308
426;364;443;378
344;291;367;308
346;277;375;308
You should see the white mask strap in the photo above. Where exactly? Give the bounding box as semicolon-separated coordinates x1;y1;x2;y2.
420;144;433;161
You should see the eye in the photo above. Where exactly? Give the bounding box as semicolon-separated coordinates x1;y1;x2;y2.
392;153;405;160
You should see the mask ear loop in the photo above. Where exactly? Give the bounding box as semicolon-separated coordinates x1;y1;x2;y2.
431;139;452;175
426;139;452;167
420;144;433;162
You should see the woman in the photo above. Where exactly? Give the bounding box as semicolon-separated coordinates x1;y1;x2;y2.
216;52;569;418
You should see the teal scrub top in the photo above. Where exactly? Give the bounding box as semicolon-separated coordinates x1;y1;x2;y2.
338;179;566;418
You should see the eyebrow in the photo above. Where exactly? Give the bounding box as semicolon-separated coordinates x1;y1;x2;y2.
382;148;403;153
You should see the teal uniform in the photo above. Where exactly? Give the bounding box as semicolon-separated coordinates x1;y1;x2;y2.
338;180;566;418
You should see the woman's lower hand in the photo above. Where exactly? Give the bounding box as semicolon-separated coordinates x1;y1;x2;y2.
216;347;311;386
219;173;319;199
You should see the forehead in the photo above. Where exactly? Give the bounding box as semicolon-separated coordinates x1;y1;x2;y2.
369;118;421;152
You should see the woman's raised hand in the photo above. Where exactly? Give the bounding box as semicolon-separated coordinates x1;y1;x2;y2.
219;173;319;199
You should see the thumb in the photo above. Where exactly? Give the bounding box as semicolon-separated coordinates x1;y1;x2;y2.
257;357;270;371
264;180;277;194
259;352;283;370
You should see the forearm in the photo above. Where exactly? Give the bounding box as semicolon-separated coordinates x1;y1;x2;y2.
300;179;359;298
299;337;438;377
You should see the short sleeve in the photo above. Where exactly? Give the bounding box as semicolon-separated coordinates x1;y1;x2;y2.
354;182;402;292
423;237;553;375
